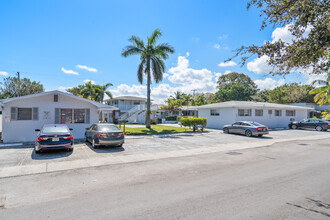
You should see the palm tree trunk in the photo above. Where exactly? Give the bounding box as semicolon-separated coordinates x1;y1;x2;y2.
146;68;151;129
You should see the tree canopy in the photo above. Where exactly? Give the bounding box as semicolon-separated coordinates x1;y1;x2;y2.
67;82;113;103
0;76;44;98
215;72;258;101
230;0;330;75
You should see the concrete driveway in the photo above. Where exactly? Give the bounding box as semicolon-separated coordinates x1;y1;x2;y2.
0;129;329;178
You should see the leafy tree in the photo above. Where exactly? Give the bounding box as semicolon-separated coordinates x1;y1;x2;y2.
160;98;182;113
191;94;208;106
252;90;270;102
182;93;192;105
0;76;44;98
309;72;330;106
230;0;329;75
67;82;113;103
269;83;315;104
122;29;175;128
171;91;183;100
215;72;258;101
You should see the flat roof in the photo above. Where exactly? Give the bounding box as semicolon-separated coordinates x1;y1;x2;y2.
105;96;148;101
196;101;314;110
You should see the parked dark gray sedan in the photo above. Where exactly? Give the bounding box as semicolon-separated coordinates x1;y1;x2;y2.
223;121;269;137
85;123;125;148
289;119;329;131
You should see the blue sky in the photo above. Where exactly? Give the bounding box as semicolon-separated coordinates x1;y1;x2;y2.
0;0;318;103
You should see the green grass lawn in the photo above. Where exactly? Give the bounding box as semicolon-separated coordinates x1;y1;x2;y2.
121;125;192;135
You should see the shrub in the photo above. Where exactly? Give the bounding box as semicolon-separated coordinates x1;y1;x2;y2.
179;117;207;132
165;116;177;121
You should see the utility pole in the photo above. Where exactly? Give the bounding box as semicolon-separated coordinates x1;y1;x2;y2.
17;72;20;79
191;89;196;98
17;72;21;97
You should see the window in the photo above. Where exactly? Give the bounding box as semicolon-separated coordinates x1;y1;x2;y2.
238;109;251;116
233;122;242;126
255;109;263;116
275;110;282;116
74;109;85;123
268;110;273;115
133;100;140;105
11;107;38;121
59;108;87;124
286;110;296;117
210;109;220;116
54;94;59;102
60;109;73;124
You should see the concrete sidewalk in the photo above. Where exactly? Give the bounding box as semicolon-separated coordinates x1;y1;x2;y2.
0;132;329;179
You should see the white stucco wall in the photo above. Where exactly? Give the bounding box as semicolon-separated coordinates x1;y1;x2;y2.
235;107;308;128
2;93;99;143
198;107;236;129
198;107;308;129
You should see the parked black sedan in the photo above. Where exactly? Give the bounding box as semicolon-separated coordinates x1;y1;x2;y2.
85;123;125;148
289;119;329;131
35;124;74;153
223;121;269;137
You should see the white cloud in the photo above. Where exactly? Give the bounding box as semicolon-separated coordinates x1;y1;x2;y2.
0;71;9;76
215;72;222;78
61;67;79;75
57;86;72;92
218;61;237;67
83;79;95;84
110;56;219;103
247;55;274;74
163;73;169;78
76;65;98;72
186;52;190;57
224;70;232;75
214;44;220;49
271;24;311;44
218;34;228;40
254;78;285;90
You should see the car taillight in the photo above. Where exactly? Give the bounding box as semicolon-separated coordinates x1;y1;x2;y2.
37;137;48;141
97;133;107;138
118;132;124;137
255;127;263;131
63;135;73;140
327;122;330;126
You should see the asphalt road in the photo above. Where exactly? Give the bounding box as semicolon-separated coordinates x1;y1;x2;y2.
1;138;330;219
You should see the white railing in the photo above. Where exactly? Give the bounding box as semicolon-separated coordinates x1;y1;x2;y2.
119;105;141;121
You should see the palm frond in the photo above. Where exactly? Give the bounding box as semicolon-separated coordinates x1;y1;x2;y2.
122;46;144;57
154;43;175;58
148;29;162;46
151;56;163;83
105;91;113;99
129;36;145;49
137;59;145;84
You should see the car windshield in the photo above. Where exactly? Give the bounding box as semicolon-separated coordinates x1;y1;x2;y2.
98;125;121;132
42;126;69;133
250;122;263;126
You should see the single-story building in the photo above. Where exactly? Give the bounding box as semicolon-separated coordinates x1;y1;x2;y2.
289;103;330;118
197;101;313;129
0;90;118;143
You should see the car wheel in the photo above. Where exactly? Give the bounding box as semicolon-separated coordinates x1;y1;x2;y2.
118;144;123;148
245;130;252;137
35;149;41;154
315;126;323;131
258;134;263;137
291;124;297;129
223;128;229;134
92;139;97;148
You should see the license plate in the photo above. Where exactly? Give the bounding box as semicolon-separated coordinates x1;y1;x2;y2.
52;138;60;142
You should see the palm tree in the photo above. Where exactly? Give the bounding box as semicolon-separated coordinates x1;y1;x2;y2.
182;93;192;105
95;83;113;103
171;91;183;100
122;29;175;128
81;82;96;100
309;72;330;106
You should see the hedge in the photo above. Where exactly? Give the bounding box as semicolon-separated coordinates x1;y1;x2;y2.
179;117;207;132
165;116;178;121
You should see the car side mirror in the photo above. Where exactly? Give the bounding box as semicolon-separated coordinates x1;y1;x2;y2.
35;129;40;132
69;128;73;131
85;128;89;130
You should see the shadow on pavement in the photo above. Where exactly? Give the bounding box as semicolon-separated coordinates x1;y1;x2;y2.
286;198;330;218
85;142;125;154
31;149;73;160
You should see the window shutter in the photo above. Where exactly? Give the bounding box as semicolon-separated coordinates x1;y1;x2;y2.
85;109;90;124
55;108;60;124
32;108;39;120
11;107;17;121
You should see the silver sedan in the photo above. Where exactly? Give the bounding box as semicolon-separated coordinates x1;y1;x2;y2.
223;121;269;137
85;123;125;148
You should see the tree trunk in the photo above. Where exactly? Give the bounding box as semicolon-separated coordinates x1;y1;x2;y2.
146;59;151;129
